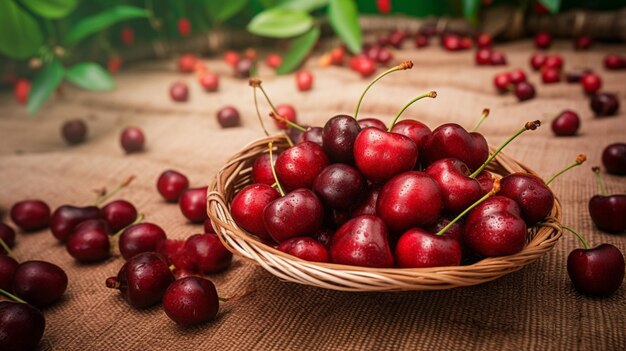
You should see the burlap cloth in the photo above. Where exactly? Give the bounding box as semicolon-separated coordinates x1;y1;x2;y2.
0;39;625;351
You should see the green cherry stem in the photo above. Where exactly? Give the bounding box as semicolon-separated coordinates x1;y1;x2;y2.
0;288;27;304
387;91;437;132
436;179;501;236
469;120;541;179
251;83;270;137
268;142;285;196
95;175;135;206
561;225;590;250
472;108;490;132
354;60;414;120
591;166;606;196
249;78;280;121
0;238;16;260
545;154;587;185
270;112;307;132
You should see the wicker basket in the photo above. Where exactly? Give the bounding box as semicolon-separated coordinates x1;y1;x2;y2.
207;135;563;292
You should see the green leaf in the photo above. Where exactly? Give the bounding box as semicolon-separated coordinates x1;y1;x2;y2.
328;0;361;54
279;0;329;12
206;0;248;22
65;63;116;91
462;0;480;23
27;59;65;115
0;1;44;59
538;0;561;13
65;6;148;44
277;26;320;75
247;8;313;38
19;0;78;19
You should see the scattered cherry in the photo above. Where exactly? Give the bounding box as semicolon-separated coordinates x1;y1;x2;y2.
234;58;253;78
50;205;101;242
589;167;626;233
534;32;551;49
543;55;563;70
274;104;296;130
178;186;208;223
120;27;134;46
183;233;232;273
574;35;592;50
509;69;527;84
177;18;191;37
178;54;197;73
216;106;240;128
295;70;313;91
590;93;619;117
65;219;111;262
493;72;511;93
61;119;87;145
169;81;189;102
581;73;602;95
490;51;507;66
199;72;219;92
162;276;219;327
0;301;45;351
476;33;493;48
120;127;145;153
13;79;31;105
118;223;166;260
551;110;580;136
541;68;560;84
0;255;18;290
530;53;547;71
604;54;626;70
10;200;51;232
223;51;240;67
265;53;282;69
514;81;536;101
157;170;189;202
475;48;492;65
12;260;68;307
102;200;137;232
0;223;16;254
602;143;626;175
414;34;429;48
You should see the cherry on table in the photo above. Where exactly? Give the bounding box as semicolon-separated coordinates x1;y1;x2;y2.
102;199;137;232
50;205;101;242
13;79;30;105
534;32;552;49
574;35;592;50
544;55;563;70
157;169;189;202
120;127;145;153
178;186;208;223
331;215;394;268
581;73;602;95
530;53;547;71
489;51;507;66
12;260;68;307
514;81;536;101
565;68;592;83
604;54;626;70
224;51;240;67
217;106;240;128
118;222;167;260
0;255;18;290
273;104;297;130
509;69;527;84
602;143;626;175
66;219;111;262
551;110;580;136
177;54;197;73
199;72;219;92
162;276;219;327
295;70;313;91
234;58;253;78
0;223;16;254
494;72;512;93
278;237;329;263
476;33;493;48
183;233;232;273
265;53;282;69
353;56;377;77
590;92;619;117
0;301;46;351
10;200;51;232
61;119;87;145
475;48;492;65
589;167;626;233
414;34;429;48
541;68;560;84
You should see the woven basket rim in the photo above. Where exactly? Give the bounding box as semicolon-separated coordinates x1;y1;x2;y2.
207;134;563;291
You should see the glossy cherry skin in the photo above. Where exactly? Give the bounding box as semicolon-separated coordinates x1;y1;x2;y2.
50;205;101;242
102;200;137;232
264;189;324;243
602;143;626;175
223;51;239;67
514;81;536;102
163;276;219;327
0;255;18;290
390;120;432;162
541;68;560;83
352;187;380;217
476;170;494;195
590;93;619;117
331;215;394;267
464;210;527;257
231;184;280;242
395;228;462;268
13;260;68;307
489;51;507;66
530;53;546;70
604;54;626;70
493;72;511;93
551;110;580;136
66;219;111;262
251;153;276;186
184;233;232;273
119;222;167;260
498;173;554;225
567;244;625;296
353;56;376;77
322;114;361;164
475;33;492;48
313;164;366;210
274;104;297;130
106;252;174;309
217;106;240;128
475;48;492;65
357;118;386;130
265;53;282;69
376;171;442;233
581;73;601;94
354;128;418;183
178;186;208;223
422;123;488;171
509;69;527;84
0;223;16;254
169;82;189;102
299;127;323;147
275;141;329;192
589;194;626;233
295;70;313;91
543;55;563;70
61;119;87;145
277;237;329;263
0;301;45;351
199;72;219;92
10;200;50;232
157;170;190;202
534;32;551;49
465;195;522;229
120;127;145;153
425;158;482;214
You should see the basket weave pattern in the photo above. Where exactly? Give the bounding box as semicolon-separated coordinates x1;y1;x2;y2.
208;135;563;292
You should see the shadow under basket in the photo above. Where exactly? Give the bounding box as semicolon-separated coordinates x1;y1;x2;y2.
208;135;563;292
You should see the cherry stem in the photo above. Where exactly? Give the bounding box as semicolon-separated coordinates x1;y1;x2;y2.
105;277;120;289
354;60;414;120
387;91;437;131
0;238;16;260
282;131;294;147
561;225;590;250
249;78;281;124
545;154;586;185
95;175;135;206
251;85;270;137
592;166;606;196
0;288;27;304
268;142;285;196
270;112;307;132
471;108;490;132
111;214;145;242
436;179;501;236
469;120;541;179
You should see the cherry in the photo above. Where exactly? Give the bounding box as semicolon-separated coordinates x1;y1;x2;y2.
514;81;536;101
224;51;240;67
157;170;189;202
66;219;111;262
574;35;592;50
493;72;512;93
590;92;619;117
395;227;462;268
565;68;592;83
313;228;334;249
231;183;280;242
509;69;527;84
177;54;197;73
183;233;232;273
118;222;167;260
275;141;328;191
425;158;482;214
541;68;560;83
120;127;145;153
603;54;626;70
265;53;282;69
106;252;174;309
169;81;189;102
354;127;418;183
543;55;563;70
10;200;51;232
50;205;101;242
534;32;551;49
376;47;393;65
581;73;602;95
274;104;297;130
551;110;580;136
177;18;191;36
102;200;137;232
251;153;276;186
414;34;429;48
178;186;208;223
331;215;394;267
312;164;366;210
12;260;67;307
204;219;214;233
0;223;16;254
120;26;134;46
263;188;324;243
442;34;461;51
422;122;488;171
476;33;493;48
353;56;376;77
322;114;361;164
352;187;379;217
425;217;464;243
277;237;329;263
199;72;219;92
329;47;345;65
299;127;323;146
489;51;507;66
216;106;240;128
388;30;407;48
13;79;31;104
0;256;18;290
295;70;313;91
0;301;45;351
357;118;386;130
475;48;492;65
156;239;187;270
498;173;553;226
234;58;253;78
61;119;87;145
602;143;626;175
530;53;547;71
390;119;432;160
589;167;626;233
107;56;123;73
162;276;219;327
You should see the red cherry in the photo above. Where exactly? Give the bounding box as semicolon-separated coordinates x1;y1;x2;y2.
357;118;386;130
329;47;345;65
177;54;197;73
118;222;167;260
422;123;489;171
163;276;219;326
376;0;391;14
574;35;592;50
551;110;580;136
589;167;626;233
178;186;208;223
13;260;68;307
543;55;563;70
120;27;134;47
353;56;376;77
204;219;214;234
0;255;18;290
50;205;101;241
312;164;366;210
352;187;380;217
464;200;527;257
0;301;45;351
223;51;240;67
331;215;394;268
489;51;507;65
177;18;191;37
475;33;492;48
590;93;620;117
278;237;329;262
395;228;462;268
541;68;561;84
602;143;626;175
107;56;123;73
509;69;527;84
425;158;483;214
498;173;554;225
265;53;282;69
273;104;297;130
322;114;361;164
389;119;432;159
216;106;240;128
442;35;461;51
61;119;87;145
475;48;492;65
534;32;551;49
199;72;219;92
157;170;189;202
514;81;536;101
295;70;313;91
581;73;602;95
169;81;189;102
530;52;547;71
251;153;276;186
183;233;232;273
0;223;16;254
275;141;329;192
264;188;324;243
231;184;280;242
66;219;111;262
568;243;624;296
102;200;137;232
120;127;145;153
493;72;511;93
234;58;253;78
10;200;50;232
13;79;31;104
414;34;429;48
604;54;626;70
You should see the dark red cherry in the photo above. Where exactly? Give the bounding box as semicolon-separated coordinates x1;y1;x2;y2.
216;106;240;128
203;219;214;234
277;237;329;263
604;54;626;70
275;141;329;192
251;153;276;186
395;228;462;268
50;205;101;242
231;184;280;242
425;217;464;243
157;170;189;202
514;81;536;101
0;223;16;254
352;187;380;217
602;143;626;175
543;55;563;70
581;73;602;95
105;252;174;309
414;34;429;48
354;127;418;183
10;200;50;232
313;228;334;248
509;69;527;84
422;123;489;171
442;34;461;51
589;194;626;233
322;115;361;164
66;219;111;262
199;72;219;92
464;207;527;257
357;118;386;130
551;110;580;136
331;215;394;268
476;33;492;48
295;70;313;91
234;58;253;78
498;173;554;225
574;35;592;50
118;222;167;260
183;233;232;273
163;276;219;327
565;68;592;83
541;68;560;83
61;119;87;145
178;186;208;223
299;127;323;146
120;127;145;153
568;244;624;296
12;260;68;307
0;255;18;290
530;52;547;71
263;188;324;243
388;30;407;48
425;158;482;214
102;200;137;232
0;301;45;351
534;32;551;49
312;164;366;210
169;81;189;102
489;51;507;66
590;93;619;117
274;104;297;130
